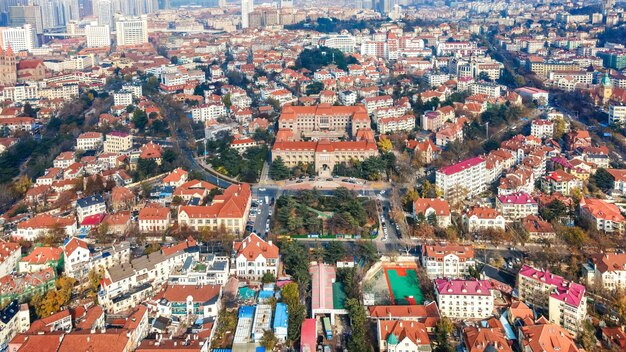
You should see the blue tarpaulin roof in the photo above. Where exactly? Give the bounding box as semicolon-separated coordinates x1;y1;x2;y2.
499;311;517;340
273;303;288;330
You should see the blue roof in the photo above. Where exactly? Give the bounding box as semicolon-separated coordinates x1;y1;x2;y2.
499;311;517;340
258;290;273;300
273;303;288;330
256;348;266;352
239;305;255;319
77;194;104;208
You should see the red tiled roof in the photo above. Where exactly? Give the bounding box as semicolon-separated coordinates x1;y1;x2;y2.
21;246;63;264
233;233;279;260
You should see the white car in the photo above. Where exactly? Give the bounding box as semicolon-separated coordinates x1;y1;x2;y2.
258;188;266;191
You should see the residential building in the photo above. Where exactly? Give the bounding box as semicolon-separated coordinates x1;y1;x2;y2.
178;183;251;235
18;246;63;273
156;284;221;320
462;207;506;233
413;198;451;228
0;267;56;306
104;131;132;153
421;243;475;279
76;132;103;150
583;253;626;291
435;279;494;319
0;301;30;352
15;214;76;241
520;215;556;241
518;322;579;352
190;103;227;123
232;233;279;281
168;254;230;286
496;193;538;222
0;242;21;278
377;320;431;352
377;115;416;134
463;326;511;352
580;197;625;233
76;194;106;223
517;265;587;334
99;238;198;313
609;104;626;125
138;205;171;232
541;170;582;196
113;90;133;106
436;157;487;200
162;167;188;187
63;237;90;279
530;119;554;139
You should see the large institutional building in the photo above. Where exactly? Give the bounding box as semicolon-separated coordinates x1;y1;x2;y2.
272;104;378;176
277;104;371;140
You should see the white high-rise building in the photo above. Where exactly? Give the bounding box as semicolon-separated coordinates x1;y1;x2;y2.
115;15;148;46
85;23;110;47
94;0;113;27
241;0;253;28
0;24;36;52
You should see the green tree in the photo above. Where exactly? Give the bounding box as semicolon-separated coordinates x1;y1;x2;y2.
261;272;276;284
577;320;598;351
132;109;148;131
434;318;454;352
270;157;290;180
222;93;232;109
306;81;324;95
594;168;614;192
323;241;346;264
346;298;370;351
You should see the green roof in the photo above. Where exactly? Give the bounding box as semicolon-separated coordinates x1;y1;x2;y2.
387;333;398;345
601;73;613;87
332;282;347;310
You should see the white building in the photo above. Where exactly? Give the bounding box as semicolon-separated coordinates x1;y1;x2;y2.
64;237;131;279
0;242;21;278
421;243;475;279
85;23;111;47
104;131;132;153
76;132;103;150
0;24;36;52
609;104;626;125
76;194;106;223
115;15;148;46
530;119;554;139
233;233;279;281
584;253;626;291
0;301;30;352
469;82;502;98
156;284;221;320
241;0;253;28
462;207;506;233
496;193;538;222
113;90;133;106
436;156;487;200
319;35;356;53
190;103;227;123
518;265;587;335
435;279;494;319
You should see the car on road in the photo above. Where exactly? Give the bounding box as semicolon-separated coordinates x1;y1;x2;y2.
296;180;303;183
326;178;333;181
258;188;266;192
268;209;273;216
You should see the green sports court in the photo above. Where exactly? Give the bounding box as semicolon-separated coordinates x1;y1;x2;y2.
384;266;424;305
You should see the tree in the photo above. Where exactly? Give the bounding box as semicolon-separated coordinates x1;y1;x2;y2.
132;109;148;131
477;71;492;82
281;283;306;343
434;318;454;352
269;157;290;180
31;276;76;317
261;329;278;350
222;93;232;109
323;241;346;264
594;168;614;192
577;320;598;351
261;272;276;284
346;298;370;351
305;81;324;95
377;138;393;152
